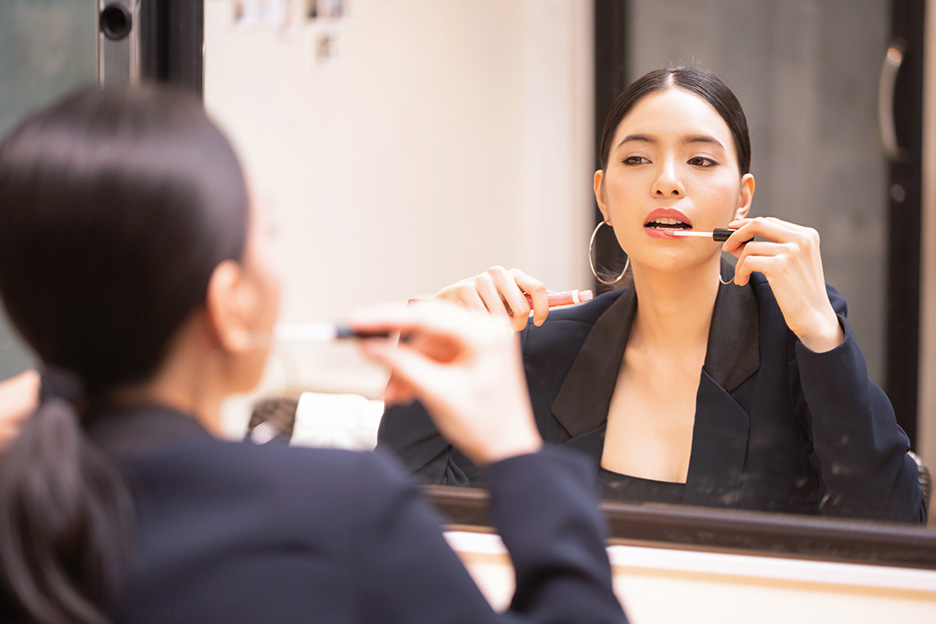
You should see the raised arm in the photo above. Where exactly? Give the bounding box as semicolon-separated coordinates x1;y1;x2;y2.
724;217;924;521
350;302;627;622
792;287;926;523
353;448;626;623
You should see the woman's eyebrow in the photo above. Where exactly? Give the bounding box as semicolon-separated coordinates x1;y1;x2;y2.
615;134;725;150
683;135;725;149
615;134;656;149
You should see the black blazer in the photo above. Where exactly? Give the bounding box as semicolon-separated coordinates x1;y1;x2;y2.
84;404;627;623
378;273;926;523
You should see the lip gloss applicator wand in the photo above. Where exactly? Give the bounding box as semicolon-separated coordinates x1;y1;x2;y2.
667;228;737;242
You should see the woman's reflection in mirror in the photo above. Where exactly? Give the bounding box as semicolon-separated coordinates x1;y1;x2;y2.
377;66;926;524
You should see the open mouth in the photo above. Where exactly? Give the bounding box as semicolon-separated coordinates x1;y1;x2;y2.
644;217;691;231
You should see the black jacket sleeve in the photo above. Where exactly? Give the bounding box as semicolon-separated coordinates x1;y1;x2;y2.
791;286;926;523
376;401;481;486
353;448;627;623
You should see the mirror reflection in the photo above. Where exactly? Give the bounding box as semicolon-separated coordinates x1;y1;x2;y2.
380;66;925;524
200;0;932;528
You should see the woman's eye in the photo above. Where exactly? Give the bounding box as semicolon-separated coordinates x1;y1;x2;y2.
623;155;648;165
688;156;717;167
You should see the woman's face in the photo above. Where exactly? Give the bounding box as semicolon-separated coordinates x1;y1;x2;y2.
594;87;755;275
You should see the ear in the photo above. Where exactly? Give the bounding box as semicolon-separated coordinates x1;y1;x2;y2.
735;173;755;220
205;260;253;354
594;170;611;223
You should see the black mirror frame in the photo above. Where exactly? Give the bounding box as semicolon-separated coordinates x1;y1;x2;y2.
424;484;936;570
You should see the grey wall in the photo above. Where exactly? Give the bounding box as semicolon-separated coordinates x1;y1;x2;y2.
0;1;98;378
627;0;889;382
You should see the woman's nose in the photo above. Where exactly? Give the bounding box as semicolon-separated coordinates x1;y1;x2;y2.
651;161;684;197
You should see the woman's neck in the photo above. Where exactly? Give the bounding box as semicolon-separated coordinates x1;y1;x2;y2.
628;258;721;356
105;368;225;437
104;321;227;437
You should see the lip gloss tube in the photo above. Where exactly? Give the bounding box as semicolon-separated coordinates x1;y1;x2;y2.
524;289;594;308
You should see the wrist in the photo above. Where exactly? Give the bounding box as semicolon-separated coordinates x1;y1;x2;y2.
470;419;543;467
797;310;845;353
476;440;544;467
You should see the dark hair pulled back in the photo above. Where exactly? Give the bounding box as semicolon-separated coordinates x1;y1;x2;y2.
0;85;250;623
597;66;752;174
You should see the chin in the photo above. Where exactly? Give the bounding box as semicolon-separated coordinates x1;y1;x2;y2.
634;251;720;276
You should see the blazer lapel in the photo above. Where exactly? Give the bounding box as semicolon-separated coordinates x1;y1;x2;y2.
684;371;751;508
548;263;762;509
550;287;637;442
685;273;761;508
703;266;760;393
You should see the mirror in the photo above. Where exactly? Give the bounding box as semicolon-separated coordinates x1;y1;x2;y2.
0;0;98;379
200;0;933;557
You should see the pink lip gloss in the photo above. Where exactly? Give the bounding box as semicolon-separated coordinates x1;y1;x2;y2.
524;289;594;308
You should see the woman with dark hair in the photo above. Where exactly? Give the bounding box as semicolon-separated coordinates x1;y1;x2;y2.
0;86;626;623
378;66;926;523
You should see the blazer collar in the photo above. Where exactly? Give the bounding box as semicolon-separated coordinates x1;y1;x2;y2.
85;403;214;458
550;264;760;440
550;287;636;438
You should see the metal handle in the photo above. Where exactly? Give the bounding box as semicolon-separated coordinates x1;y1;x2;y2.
878;40;906;162
98;0;141;87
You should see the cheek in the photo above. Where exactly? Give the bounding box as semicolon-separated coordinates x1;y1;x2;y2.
603;175;644;216
692;175;742;216
253;231;283;316
259;266;282;325
245;251;282;330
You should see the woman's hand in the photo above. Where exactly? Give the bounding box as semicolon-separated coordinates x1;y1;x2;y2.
350;302;542;466
0;370;39;449
722;217;845;353
433;266;549;331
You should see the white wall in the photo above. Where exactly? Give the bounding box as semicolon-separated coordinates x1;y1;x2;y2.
204;0;594;431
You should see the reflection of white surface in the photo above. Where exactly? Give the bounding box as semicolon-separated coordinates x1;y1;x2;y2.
445;530;936;620
219;337;389;440
448;530;936;591
291;391;384;450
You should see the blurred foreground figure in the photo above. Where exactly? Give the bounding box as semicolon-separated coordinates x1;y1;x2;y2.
0;86;626;624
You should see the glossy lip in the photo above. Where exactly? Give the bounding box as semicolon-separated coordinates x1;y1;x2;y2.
644;207;692;239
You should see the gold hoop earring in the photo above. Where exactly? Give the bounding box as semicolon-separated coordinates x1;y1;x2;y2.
589;220;629;285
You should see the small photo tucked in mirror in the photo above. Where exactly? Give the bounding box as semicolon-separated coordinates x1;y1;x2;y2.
234;0;290;29
306;0;345;21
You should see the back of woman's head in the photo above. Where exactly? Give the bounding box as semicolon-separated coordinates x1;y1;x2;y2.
0;85;249;623
0;85;249;392
598;66;751;174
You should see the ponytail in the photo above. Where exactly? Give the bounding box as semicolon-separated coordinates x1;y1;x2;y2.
0;85;249;622
0;368;131;623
